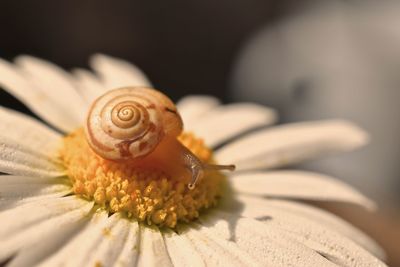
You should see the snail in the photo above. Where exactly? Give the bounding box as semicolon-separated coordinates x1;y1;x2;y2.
85;87;235;189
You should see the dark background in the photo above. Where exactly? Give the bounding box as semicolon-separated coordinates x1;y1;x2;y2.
0;0;296;105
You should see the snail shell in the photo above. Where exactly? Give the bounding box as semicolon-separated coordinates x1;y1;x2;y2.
85;87;183;161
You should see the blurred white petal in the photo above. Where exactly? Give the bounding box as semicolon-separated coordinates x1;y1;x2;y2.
206;210;385;267
0;196;92;262
188;103;277;147
181;224;262;267
0;176;71;211
136;226;173;267
113;221;140;267
36;211;112;267
0;136;64;178
266;199;385;259
216;120;368;170
195;211;335;266
266;216;385;266
7;208;88;267
177;95;221;129
82;214;132;267
231;170;375;209
231;1;400;204
90;54;152;89
0;106;62;157
221;195;384;259
15;55;86;128
72;68;107;105
163;229;205;267
0;58;79;132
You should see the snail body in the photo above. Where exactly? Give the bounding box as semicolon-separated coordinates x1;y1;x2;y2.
85;87;234;189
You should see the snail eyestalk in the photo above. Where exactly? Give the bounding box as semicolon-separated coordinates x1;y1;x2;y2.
182;145;235;190
187;163;236;190
203;163;236;172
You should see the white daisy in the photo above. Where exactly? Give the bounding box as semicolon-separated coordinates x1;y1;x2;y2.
0;54;387;267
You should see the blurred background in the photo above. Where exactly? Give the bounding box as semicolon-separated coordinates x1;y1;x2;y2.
0;0;399;265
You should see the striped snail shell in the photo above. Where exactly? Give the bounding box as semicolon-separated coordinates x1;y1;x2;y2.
84;87;183;161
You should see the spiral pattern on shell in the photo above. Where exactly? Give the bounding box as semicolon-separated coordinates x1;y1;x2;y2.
85;87;182;161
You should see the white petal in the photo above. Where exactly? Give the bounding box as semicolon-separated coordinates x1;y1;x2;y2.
194;210;336;266
221;195;385;260
136;225;173;267
113;221;140;267
0;176;71;210
72;68;107;104
0;136;64;178
205;210;385;267
230;170;375;209
7;209;89;267
260;215;385;267
188;103;277;147
0;106;62;157
265;199;385;260
0;196;88;239
216;120;368;170
177;95;221;129
83;214;132;267
0;58;78;132
163;229;205;267
36;211;110;267
90;54;152;89
0;196;92;262
15;55;86;125
180;224;263;267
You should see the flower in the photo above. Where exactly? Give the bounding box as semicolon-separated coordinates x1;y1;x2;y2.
0;54;387;266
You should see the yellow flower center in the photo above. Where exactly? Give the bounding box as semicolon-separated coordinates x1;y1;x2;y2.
59;128;225;228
